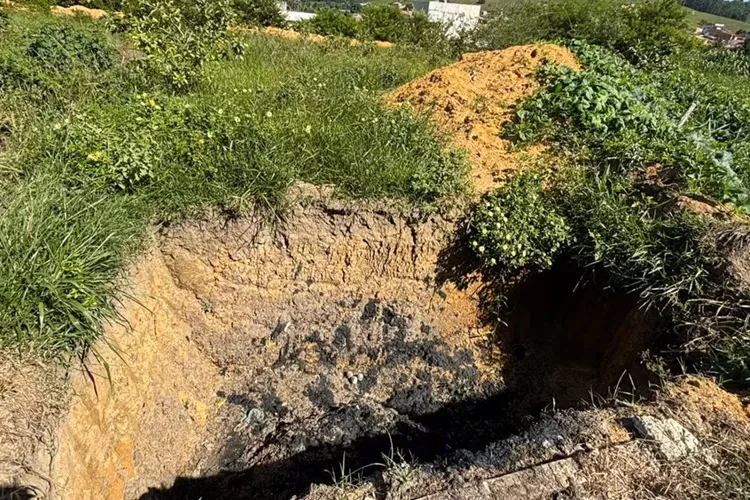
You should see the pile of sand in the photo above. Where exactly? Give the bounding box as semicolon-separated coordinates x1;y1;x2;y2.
51;5;107;20
385;44;580;193
260;26;392;47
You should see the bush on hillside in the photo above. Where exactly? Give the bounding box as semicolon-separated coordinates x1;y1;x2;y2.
476;0;693;65
26;24;115;71
232;0;286;27
0;54;46;90
356;5;458;57
124;0;244;89
300;7;357;37
359;4;404;43
470;173;571;271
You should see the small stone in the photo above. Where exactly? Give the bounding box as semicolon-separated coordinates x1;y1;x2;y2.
345;370;354;379
349;377;359;385
242;408;265;426
630;416;700;461
357;373;364;381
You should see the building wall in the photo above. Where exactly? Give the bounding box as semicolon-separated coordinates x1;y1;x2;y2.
422;1;482;37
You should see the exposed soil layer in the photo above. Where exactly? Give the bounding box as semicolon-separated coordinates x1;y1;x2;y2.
49;201;502;500
303;375;750;500
384;44;580;193
34;197;677;500
0;353;67;498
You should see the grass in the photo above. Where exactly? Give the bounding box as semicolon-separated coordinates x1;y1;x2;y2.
0;8;465;353
683;7;750;33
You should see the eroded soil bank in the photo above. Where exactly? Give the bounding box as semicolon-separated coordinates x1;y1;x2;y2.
38;197;672;500
51;200;500;499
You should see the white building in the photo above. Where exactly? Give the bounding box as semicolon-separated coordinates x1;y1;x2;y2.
413;1;482;38
276;1;317;22
284;11;317;21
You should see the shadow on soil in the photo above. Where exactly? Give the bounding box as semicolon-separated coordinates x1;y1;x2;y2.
0;487;36;500
140;233;664;500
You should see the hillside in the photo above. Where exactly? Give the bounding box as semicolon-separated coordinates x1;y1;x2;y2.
684;6;750;32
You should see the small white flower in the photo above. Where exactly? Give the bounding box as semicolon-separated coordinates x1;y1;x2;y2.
266;111;273;118
305;125;312;134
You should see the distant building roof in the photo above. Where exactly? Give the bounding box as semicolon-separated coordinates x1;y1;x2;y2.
284;10;317;21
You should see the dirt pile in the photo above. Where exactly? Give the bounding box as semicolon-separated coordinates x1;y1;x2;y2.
384;44;580;193
259;26;392;47
50;5;107;20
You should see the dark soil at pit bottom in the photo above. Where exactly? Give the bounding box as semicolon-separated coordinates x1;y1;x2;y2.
139;262;661;500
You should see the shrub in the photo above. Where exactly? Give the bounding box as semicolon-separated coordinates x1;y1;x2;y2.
469;172;571;270
506;42;750;212
475;0;693;66
26;24;115;71
359;4;404;43
300;7;357;38
58;93;258;192
0;54;47;90
232;0;286;27
124;0;243;90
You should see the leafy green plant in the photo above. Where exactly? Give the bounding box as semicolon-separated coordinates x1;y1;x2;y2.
232;0;286;27
507;42;750;212
475;0;694;66
0;54;46;90
26;24;115;71
59;93;261;192
300;7;357;38
470;172;571;270
124;0;243;90
359;4;404;43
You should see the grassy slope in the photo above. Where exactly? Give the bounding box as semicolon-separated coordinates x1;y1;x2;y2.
683;6;750;33
0;10;464;352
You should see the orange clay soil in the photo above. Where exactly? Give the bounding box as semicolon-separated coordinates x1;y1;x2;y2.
384;44;580;194
260;26;392;47
51;5;108;19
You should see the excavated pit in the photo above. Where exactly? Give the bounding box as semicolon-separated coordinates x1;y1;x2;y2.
48;201;661;500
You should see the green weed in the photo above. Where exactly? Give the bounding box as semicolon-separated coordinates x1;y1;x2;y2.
0;10;464;353
470;172;571;271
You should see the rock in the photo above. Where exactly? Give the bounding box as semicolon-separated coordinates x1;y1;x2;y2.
242;408;265;426
630;416;699;461
418;457;579;500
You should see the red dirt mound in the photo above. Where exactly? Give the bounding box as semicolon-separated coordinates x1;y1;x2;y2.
385;44;580;193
